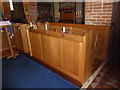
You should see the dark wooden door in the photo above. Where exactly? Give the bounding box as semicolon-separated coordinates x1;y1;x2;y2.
108;1;120;60
37;3;53;23
12;2;26;23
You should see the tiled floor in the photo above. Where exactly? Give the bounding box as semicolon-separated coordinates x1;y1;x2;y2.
88;59;120;89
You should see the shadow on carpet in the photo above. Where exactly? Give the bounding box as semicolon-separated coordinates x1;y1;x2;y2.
2;53;79;89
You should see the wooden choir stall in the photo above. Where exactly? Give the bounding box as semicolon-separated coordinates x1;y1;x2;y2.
1;22;109;86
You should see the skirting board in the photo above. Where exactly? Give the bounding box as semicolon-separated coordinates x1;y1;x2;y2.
80;60;107;89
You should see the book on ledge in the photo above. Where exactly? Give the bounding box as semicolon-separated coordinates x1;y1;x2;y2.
0;21;11;26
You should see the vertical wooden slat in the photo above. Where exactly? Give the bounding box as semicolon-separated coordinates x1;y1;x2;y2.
29;32;43;60
78;43;84;82
82;31;94;83
61;34;84;77
5;27;14;56
41;32;62;68
14;26;24;51
20;24;29;53
13;26;19;50
27;23;108;84
26;28;32;56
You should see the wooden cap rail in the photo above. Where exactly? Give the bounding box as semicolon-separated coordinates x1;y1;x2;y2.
62;33;84;42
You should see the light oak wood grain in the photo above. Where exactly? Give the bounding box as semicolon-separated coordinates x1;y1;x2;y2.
41;31;62;68
12;22;109;84
28;29;95;84
29;32;43;60
19;24;29;53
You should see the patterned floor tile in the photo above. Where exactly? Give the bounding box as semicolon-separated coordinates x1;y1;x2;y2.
88;60;120;89
91;83;98;88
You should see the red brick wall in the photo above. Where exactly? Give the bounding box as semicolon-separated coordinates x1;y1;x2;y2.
85;1;113;26
23;2;38;24
29;2;38;23
2;2;11;20
2;1;113;26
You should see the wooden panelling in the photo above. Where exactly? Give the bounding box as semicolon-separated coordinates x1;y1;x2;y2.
48;22;109;60
19;24;29;53
1;28;17;52
2;30;9;50
82;31;94;82
60;11;75;20
29;32;43;60
28;29;95;84
41;31;62;68
13;24;33;54
61;33;84;80
12;22;109;85
14;27;24;51
62;39;82;77
14;24;30;53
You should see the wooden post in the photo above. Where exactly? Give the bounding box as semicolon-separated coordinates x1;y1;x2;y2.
5;27;14;56
5;27;18;59
26;27;32;56
13;26;19;50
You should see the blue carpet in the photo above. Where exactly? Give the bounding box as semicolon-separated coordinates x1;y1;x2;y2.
2;53;79;88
